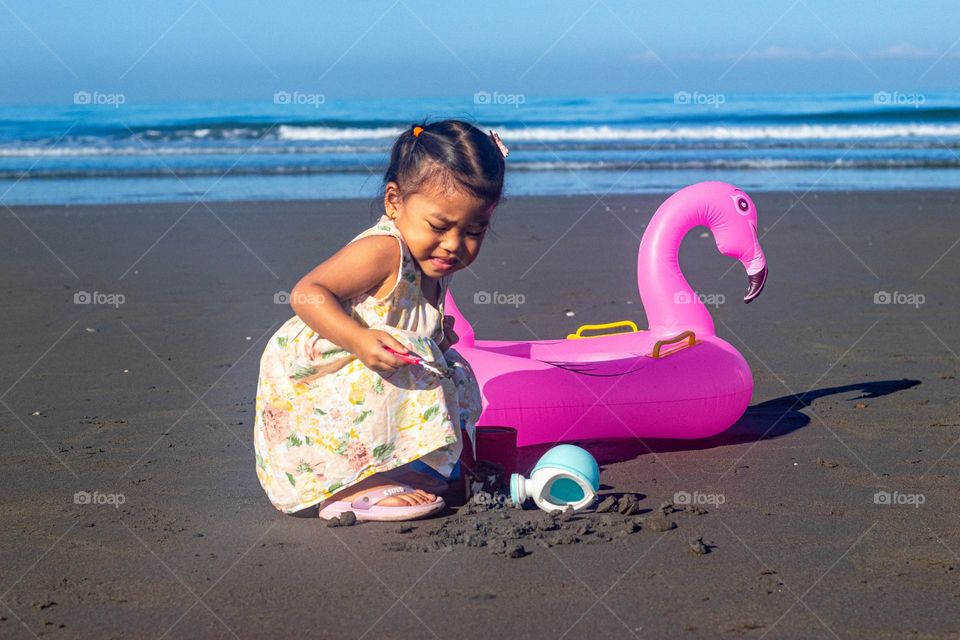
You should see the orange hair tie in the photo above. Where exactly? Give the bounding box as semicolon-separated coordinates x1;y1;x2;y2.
412;126;424;137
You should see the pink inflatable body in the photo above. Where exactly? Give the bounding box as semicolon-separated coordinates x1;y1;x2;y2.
445;182;768;447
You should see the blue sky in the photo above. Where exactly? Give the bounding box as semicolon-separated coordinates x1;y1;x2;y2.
1;0;957;104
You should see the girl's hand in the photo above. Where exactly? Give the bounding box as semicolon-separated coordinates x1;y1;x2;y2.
438;315;459;352
351;329;412;375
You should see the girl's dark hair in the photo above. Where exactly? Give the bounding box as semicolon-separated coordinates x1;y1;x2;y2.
382;119;506;210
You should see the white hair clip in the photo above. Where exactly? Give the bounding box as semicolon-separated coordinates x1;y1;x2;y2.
489;130;509;158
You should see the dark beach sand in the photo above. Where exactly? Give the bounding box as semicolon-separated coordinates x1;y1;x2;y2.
1;189;959;638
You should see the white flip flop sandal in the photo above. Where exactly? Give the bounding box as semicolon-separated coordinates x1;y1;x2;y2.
318;484;445;522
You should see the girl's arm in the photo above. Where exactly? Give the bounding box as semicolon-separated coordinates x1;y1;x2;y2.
290;236;409;373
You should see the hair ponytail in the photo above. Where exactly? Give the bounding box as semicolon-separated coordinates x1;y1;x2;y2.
381;119;506;211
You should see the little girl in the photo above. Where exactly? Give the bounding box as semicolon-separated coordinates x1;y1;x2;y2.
253;119;507;521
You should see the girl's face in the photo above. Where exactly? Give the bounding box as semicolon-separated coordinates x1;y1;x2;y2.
384;180;492;279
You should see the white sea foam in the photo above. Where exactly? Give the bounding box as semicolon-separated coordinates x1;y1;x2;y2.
0;144;382;157
277;125;402;141
275;122;960;142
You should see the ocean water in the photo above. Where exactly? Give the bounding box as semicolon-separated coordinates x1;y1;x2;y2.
0;92;958;205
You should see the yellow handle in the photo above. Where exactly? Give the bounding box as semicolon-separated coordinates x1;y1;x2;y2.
566;320;639;340
651;330;696;358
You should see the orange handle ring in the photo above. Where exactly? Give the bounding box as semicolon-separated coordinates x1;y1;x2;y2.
651;330;696;358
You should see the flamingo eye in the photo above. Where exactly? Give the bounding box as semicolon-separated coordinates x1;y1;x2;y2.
730;194;750;215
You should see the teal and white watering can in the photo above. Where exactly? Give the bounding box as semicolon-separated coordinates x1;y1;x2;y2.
510;444;600;512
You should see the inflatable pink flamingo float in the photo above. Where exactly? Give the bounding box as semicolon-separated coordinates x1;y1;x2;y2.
444;182;768;447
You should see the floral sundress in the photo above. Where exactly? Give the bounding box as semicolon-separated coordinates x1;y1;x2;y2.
253;214;482;514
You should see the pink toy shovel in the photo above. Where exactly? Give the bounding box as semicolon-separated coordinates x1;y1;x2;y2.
383;346;453;378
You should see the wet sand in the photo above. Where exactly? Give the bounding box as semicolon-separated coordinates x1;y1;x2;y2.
1;189;959;638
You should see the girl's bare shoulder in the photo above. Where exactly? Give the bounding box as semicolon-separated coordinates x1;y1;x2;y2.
296;234;401;301
345;234;401;259
339;235;402;300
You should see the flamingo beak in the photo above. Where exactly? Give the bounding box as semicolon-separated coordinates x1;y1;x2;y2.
744;265;768;303
742;219;767;304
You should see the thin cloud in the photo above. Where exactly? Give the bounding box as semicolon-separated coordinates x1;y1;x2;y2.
872;41;938;58
632;42;958;63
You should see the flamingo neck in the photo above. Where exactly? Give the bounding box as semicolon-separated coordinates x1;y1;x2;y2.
637;202;716;337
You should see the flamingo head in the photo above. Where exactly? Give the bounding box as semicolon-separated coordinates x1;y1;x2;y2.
707;185;767;304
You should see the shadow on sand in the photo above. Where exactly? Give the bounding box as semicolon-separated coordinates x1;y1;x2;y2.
513;378;920;474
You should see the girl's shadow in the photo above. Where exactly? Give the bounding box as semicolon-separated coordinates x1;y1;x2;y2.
515;378;920;472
